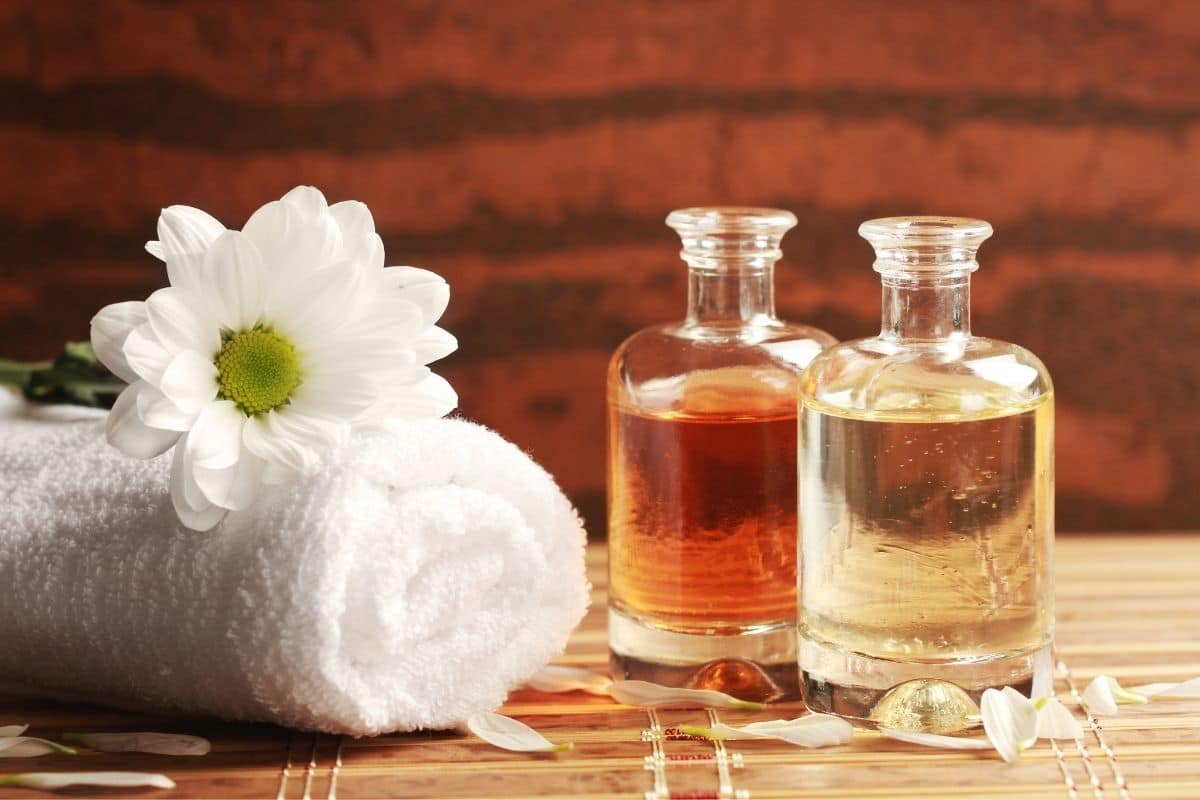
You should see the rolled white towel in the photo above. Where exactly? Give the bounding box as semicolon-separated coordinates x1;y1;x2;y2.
0;392;589;735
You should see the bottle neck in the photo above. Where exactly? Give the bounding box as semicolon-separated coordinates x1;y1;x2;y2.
686;267;777;326
880;272;971;341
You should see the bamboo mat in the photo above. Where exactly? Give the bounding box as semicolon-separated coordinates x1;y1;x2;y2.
1;534;1198;799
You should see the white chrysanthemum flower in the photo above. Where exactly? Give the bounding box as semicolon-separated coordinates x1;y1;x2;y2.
90;186;458;531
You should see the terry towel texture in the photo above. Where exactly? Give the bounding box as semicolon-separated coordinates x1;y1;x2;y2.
0;394;589;735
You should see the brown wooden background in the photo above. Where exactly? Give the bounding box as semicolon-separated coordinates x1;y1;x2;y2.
1;0;1197;534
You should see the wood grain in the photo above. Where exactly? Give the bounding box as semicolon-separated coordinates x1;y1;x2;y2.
0;0;1197;532
0;535;1198;799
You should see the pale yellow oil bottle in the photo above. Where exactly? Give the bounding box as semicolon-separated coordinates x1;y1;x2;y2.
798;217;1054;731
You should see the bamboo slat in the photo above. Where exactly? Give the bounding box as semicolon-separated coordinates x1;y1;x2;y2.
0;533;1198;799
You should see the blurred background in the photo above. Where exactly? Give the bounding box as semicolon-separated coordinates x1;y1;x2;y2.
1;0;1196;534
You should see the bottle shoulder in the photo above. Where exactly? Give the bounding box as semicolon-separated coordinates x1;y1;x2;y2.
610;320;836;414
612;320;835;374
801;335;1053;420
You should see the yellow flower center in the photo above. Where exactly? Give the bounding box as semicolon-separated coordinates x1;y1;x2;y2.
214;327;302;416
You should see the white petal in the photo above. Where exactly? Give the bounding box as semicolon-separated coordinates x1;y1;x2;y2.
158;205;224;258
355;367;458;431
122;323;173;385
170;438;227;531
879;728;994;750
701;715;853;748
90;301;147;383
193;443;266;511
383;266;450;324
383;265;445;288
303;337;418;378
107;383;181;459
243;414;319;478
145;240;165;260
1031;647;1055;700
186;401;245;470
63;732;209;756
330;200;373;235
414;326;458;364
281;185;329;220
463;712;570;753
242;199;295;267
361;231;384;271
981;687;1038;763
608;680;763;710
268;262;365;343
527;666;614;696
0;725;28;737
170;435;204;510
158;205;225;295
1080;677;1120;716
1036;697;1084;740
245;194;341;274
200;230;267;330
334;299;426;345
159;350;219;414
172;435;210;510
0;736;75;757
291;371;378;419
135;383;196;432
329;200;377;265
264;406;348;450
146;286;219;356
1107;678;1151;704
0;773;175;790
377;371;458;422
1132;677;1200;699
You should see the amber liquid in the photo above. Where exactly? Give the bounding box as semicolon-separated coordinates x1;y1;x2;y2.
608;372;798;633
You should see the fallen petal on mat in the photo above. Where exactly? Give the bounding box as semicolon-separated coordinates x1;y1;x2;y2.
527;665;614;696
879;728;994;750
1030;648;1055;700
608;680;764;710
1034;697;1084;741
0;737;77;757
0;772;175;790
882;691;1083;758
0;724;28;737
62;731;211;756
682;714;853;748
1081;676;1147;716
1130;677;1200;699
981;687;1038;763
464;711;572;753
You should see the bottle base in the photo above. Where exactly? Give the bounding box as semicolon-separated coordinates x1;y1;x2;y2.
608;607;800;702
799;634;1048;732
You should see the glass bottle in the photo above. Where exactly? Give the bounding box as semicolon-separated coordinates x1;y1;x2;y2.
798;217;1054;731
607;207;835;701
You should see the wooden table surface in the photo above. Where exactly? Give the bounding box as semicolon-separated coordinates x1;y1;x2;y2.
2;535;1198;799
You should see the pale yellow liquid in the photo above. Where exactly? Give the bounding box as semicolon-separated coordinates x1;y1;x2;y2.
799;395;1054;671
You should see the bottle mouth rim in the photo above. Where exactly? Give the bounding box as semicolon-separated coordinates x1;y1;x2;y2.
859;216;993;243
666;206;798;233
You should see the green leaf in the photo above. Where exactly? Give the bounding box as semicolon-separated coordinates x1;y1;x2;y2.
5;341;125;409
